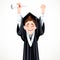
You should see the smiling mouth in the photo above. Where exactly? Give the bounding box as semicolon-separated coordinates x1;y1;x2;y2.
28;29;33;31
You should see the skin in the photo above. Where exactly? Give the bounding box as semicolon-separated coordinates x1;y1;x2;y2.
17;3;21;14
40;4;46;14
23;21;37;35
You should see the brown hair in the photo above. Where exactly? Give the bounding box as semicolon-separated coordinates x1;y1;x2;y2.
24;15;37;26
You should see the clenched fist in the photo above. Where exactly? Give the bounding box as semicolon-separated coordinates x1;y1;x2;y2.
40;4;46;14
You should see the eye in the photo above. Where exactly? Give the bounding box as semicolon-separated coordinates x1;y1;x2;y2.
31;23;34;27
27;23;29;25
25;23;29;27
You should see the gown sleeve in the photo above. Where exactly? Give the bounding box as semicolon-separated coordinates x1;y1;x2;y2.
38;15;45;36
17;14;22;36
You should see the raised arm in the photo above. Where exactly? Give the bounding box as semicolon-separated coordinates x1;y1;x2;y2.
17;3;22;36
39;4;46;35
39;15;45;35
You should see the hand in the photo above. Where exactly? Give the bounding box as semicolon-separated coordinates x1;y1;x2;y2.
17;3;21;14
17;3;21;8
40;4;46;14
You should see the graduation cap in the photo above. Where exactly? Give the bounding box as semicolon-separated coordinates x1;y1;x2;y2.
22;12;39;26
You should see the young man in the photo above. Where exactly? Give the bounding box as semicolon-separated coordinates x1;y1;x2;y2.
17;4;46;60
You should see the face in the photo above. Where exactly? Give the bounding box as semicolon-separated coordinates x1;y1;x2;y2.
24;21;37;35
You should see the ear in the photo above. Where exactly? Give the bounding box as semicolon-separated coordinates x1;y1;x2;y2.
23;26;26;30
35;26;37;30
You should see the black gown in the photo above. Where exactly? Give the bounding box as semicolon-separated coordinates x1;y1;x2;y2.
17;13;45;60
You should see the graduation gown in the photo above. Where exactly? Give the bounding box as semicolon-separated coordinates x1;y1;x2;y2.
17;13;45;60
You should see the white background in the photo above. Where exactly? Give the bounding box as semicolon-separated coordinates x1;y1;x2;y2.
0;0;60;60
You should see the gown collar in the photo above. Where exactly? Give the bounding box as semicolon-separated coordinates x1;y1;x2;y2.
26;31;35;47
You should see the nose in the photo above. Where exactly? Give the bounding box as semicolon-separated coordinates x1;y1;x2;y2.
28;25;32;29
